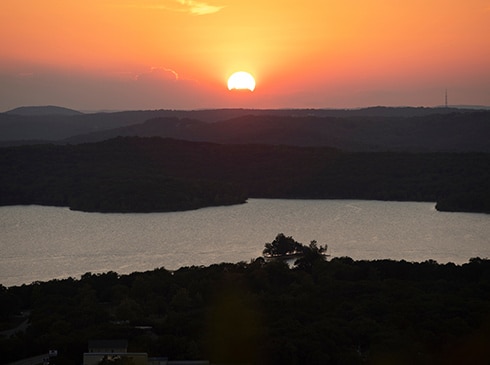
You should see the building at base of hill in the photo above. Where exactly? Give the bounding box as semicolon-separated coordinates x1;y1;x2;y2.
83;340;147;365
84;353;148;365
83;340;208;365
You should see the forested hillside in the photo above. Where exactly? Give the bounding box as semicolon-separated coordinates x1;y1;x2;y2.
1;254;490;364
2;108;489;153
64;111;490;152
1;137;489;213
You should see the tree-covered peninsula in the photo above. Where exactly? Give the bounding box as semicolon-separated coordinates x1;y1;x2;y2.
0;137;489;213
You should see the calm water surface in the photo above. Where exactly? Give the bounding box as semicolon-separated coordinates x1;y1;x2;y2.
1;199;489;287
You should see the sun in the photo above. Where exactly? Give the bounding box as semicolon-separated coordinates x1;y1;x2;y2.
227;71;256;91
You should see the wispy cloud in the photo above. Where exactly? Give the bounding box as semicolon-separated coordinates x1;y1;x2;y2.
121;0;224;15
17;72;35;78
136;66;180;81
175;0;224;15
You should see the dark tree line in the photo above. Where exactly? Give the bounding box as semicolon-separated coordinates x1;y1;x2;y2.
0;137;489;213
1;241;490;365
263;233;327;259
0;140;247;212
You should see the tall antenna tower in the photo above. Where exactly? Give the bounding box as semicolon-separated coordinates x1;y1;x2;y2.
445;89;448;108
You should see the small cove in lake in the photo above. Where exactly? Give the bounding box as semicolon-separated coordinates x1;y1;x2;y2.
1;199;489;287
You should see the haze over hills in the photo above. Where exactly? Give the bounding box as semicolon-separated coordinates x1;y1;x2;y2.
5;105;83;116
65;110;490;152
1;106;489;152
0;109;185;142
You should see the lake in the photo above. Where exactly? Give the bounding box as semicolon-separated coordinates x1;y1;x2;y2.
1;199;489;287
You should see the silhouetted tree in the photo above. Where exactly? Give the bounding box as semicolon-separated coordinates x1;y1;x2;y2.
263;233;304;257
294;240;328;271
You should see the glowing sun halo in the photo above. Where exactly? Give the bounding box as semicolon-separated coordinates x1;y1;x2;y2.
227;71;256;91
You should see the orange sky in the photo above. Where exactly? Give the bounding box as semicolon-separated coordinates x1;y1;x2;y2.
1;0;489;111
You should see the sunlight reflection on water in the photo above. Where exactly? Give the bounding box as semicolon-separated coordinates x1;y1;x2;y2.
1;199;489;286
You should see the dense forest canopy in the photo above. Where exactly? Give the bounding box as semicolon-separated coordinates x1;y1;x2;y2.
1;244;490;365
0;137;488;213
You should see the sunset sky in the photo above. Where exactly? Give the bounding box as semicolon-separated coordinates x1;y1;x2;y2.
1;0;489;111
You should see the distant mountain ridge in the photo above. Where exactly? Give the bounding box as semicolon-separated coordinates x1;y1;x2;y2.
5;105;83;116
1;106;489;152
64;111;490;152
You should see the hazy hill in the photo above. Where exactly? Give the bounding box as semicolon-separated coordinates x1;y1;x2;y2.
0;108;274;143
64;111;490;152
5;105;83;116
0;110;182;142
